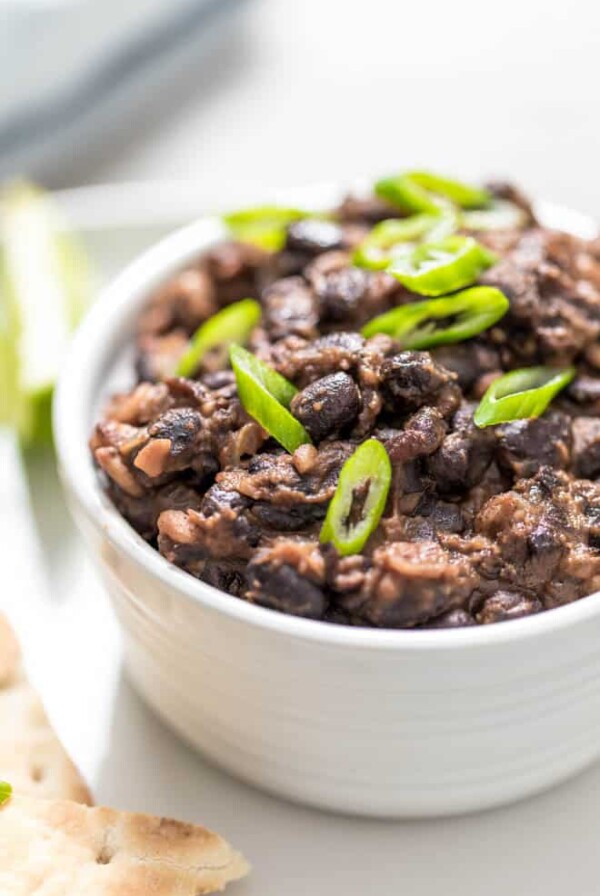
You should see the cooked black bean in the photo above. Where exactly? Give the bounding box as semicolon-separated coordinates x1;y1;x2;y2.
421;608;476;628
286;219;345;254
572;417;600;479
476;591;543;624
381;351;458;413
496;412;572;479
246;541;327;619
262;276;319;341
290;372;360;441
427;402;495;493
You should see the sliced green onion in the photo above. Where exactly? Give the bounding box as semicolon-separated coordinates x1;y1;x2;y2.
362;286;509;349
474;366;576;428
387;235;497;296
230;344;311;453
374;171;490;214
374;174;444;215
320;439;391;556
224;206;306;228
353;213;455;270
461;199;529;232
0;781;12;806
424;207;462;242
0;276;19;435
223;205;307;251
176;298;261;377
407;171;491;209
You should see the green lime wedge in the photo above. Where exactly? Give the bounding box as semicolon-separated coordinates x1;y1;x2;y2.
0;182;92;445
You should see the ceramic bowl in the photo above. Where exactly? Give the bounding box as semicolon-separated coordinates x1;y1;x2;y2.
54;184;600;817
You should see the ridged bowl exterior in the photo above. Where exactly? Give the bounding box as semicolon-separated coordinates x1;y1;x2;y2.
54;188;600;816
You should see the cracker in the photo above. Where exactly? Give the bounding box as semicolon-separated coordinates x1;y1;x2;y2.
0;613;92;803
0;794;249;895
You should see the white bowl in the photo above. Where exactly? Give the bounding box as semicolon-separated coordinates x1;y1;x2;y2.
54;185;600;818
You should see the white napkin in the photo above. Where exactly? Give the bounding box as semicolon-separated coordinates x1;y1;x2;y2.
0;0;237;178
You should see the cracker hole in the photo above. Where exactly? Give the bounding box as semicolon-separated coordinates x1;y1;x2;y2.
96;846;114;866
31;765;45;783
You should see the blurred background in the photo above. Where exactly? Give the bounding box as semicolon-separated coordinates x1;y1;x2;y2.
2;0;599;214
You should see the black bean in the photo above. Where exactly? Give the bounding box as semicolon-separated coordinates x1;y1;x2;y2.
291;372;360;441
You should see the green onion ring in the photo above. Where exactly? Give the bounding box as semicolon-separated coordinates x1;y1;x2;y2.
353;213;457;270
320;439;392;556
374;170;490;214
474;366;576;428
361;286;509;349
461;199;529;231
387;235;497;296
230;344;311;453
223;205;308;251
407;171;491;209
176;298;261;377
374;174;444;215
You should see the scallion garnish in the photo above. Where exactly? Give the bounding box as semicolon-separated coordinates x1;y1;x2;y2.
407;171;491;210
361;286;509;349
0;781;12;806
387;235;497;296
374;170;490;214
353;213;455;270
223;205;307;251
474;366;576;428
375;174;443;215
230;344;311;453
176;298;261;377
461;199;528;232
320;439;392;556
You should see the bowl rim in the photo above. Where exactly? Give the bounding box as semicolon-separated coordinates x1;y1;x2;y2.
53;181;600;652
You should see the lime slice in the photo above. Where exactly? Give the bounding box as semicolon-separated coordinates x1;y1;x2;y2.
0;271;20;431
0;182;92;445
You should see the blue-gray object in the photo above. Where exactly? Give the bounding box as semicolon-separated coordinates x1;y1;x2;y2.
0;0;243;180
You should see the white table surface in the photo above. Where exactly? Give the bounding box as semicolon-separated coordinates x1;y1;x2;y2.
4;1;600;889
